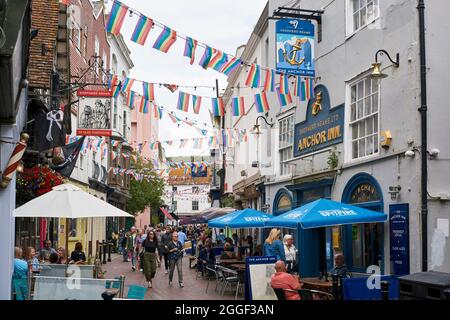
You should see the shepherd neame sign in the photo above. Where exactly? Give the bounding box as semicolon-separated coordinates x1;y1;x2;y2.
294;85;344;157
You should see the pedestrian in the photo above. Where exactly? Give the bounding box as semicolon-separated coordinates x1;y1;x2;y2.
167;231;184;287
121;230;128;261
177;227;187;247
264;228;286;262
24;247;40;273
56;247;68;264
138;229;147;272
142;230;159;288
283;234;298;274
126;226;139;271
70;242;86;264
216;229;226;245
12;247;28;300
161;227;172;274
156;227;163;267
39;240;57;262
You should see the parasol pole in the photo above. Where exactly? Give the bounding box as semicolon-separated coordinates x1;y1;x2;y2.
66;218;70;269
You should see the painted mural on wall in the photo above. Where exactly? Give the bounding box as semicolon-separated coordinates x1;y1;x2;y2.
293;85;344;157
276;19;315;77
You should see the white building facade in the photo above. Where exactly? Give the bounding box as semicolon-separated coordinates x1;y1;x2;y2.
223;0;450;277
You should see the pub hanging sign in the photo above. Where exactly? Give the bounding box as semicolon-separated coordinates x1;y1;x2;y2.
293;85;344;158
76;90;113;137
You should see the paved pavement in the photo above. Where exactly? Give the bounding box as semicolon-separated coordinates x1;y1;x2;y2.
103;254;239;300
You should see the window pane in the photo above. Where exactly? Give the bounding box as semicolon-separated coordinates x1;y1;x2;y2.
351;103;356;121
367;1;374;21
357;100;364;119
360;0;367;9
372;93;378;112
374;116;378;133
353;141;359;159
365;96;371;116
366;117;374;135
359;139;366;157
352;124;358;140
365;78;371;96
359;121;366;137
373;0;379;17
372;79;379;92
351;85;357;103
360;7;367;26
357;82;364;101
353;0;360;13
367;136;374;155
353;12;360;30
374;135;379;153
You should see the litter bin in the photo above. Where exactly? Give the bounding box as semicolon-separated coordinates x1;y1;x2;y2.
399;271;450;300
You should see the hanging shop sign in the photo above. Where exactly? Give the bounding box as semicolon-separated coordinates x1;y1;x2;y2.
76;90;113;136
293;85;344;158
276;19;315;77
389;204;410;276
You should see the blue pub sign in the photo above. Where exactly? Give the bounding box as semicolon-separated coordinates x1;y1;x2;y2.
293;85;344;158
276;19;315;76
389;204;410;276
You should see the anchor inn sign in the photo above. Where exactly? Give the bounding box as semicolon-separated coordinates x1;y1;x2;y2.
294;85;344;157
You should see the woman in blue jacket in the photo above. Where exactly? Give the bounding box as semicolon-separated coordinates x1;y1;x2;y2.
264;229;286;262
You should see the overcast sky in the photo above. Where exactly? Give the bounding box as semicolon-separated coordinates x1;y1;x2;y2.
109;0;267;157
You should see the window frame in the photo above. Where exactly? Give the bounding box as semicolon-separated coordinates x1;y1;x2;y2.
346;0;380;37
345;74;381;163
278;114;295;176
192;200;199;211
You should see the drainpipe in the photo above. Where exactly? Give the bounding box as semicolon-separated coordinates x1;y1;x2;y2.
417;0;428;272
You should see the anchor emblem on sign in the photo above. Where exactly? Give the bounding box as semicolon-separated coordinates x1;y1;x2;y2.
282;38;307;66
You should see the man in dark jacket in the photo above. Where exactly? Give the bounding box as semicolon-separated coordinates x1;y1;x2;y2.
161;227;172;274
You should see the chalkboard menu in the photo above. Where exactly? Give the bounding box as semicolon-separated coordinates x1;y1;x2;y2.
389;204;410;276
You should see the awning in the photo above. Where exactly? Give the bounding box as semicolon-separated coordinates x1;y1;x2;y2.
265;198;387;229
178;207;236;225
208;208;272;228
160;207;177;221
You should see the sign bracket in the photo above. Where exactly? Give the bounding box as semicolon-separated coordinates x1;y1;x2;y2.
270;7;324;42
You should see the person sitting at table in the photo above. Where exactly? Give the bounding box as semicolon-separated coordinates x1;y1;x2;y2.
330;253;349;278
220;242;236;260
264;229;286;262
270;260;302;300
70;242;87;265
197;240;215;276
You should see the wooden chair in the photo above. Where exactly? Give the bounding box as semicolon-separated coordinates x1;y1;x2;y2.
273;288;334;300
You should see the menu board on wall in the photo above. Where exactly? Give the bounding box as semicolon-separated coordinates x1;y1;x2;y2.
245;256;277;300
389;204;410;276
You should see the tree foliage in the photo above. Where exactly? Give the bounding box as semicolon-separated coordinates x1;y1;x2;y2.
126;156;165;216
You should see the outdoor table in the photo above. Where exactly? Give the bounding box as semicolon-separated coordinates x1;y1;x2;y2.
230;264;246;271
219;259;245;265
300;277;333;292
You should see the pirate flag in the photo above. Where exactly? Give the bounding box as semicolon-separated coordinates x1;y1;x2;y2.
35;109;66;152
50;137;86;177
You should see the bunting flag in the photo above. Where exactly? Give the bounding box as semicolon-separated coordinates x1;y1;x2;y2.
167;113;178;123
183;37;198;65
108;74;119;90
152;26;177;53
279;73;290;94
211;97;225;117
245;64;261;88
199;46;214;69
163;84;178;93
254;92;270;113
105;1;128;35
232;97;245;117
142;82;155;101
298;77;315;101
127;91;137;109
276;87;293;107
154;105;163;119
263;69;275;92
207;50;228;72
177;92;190;112
131;16;154;45
113;80;122;98
179;139;188;148
59;0;70;5
220;57;242;76
139;97;149;113
192;95;202;114
193;138;203;149
121;77;134;93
